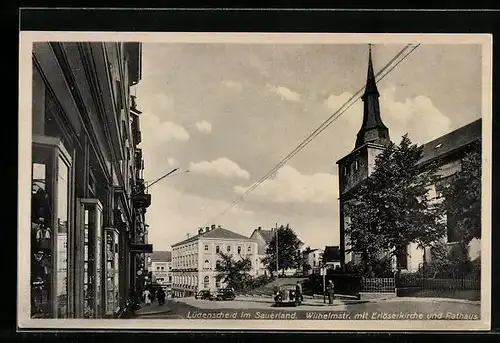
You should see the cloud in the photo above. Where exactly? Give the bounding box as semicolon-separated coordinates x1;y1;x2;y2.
167;157;178;166
324;86;452;145
221;80;242;90
266;84;301;102
189;158;251;180
234;165;338;204
195;120;213;134
141;113;190;143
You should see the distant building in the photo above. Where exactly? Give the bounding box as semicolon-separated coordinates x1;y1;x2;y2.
171;225;259;297
150;251;173;290
322;246;341;270
249;226;304;277
336;47;482;271
302;247;324;275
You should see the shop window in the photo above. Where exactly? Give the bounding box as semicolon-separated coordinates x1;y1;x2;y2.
104;228;119;315
31;136;72;319
77;198;104;318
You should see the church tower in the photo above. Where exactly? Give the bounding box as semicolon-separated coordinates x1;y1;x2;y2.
336;45;391;266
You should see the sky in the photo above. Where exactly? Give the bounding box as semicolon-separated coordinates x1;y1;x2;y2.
133;42;482;252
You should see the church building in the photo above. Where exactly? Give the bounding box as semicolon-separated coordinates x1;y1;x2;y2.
336;46;481;271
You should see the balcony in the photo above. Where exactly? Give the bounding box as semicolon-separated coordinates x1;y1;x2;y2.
131;114;142;146
134;149;144;170
132;178;151;209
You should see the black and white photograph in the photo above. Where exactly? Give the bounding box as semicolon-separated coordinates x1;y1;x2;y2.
18;32;492;331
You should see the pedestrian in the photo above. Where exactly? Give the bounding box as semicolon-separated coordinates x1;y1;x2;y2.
142;288;152;306
158;288;166;306
327;280;334;304
295;281;303;303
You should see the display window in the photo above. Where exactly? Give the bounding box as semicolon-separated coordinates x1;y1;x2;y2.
77;198;103;318
105;228;120;314
31;135;72;319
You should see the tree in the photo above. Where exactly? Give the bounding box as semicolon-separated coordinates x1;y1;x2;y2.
344;134;446;271
263;224;302;276
440;139;481;244
215;251;252;291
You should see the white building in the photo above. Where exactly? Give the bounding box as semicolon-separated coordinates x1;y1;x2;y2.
302;248;323;275
171;225;259;297
150;251;172;290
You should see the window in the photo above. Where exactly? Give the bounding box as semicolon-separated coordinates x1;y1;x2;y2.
204;260;210;270
227;246;231;253
313;261;316;267
216;261;221;269
216;245;220;254
161;266;164;270
156;267;160;270
204;245;209;251
342;166;348;176
31;136;74;319
168;276;172;283
237;246;241;254
203;276;209;289
247;246;251;253
353;160;359;171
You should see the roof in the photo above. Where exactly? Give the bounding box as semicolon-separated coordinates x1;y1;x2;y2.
323;246;341;262
151;251;172;262
303;248;321;255
172;227;253;247
418;118;481;166
252;228;304;245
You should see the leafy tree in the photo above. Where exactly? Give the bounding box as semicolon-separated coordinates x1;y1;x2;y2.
215;251;252;291
344;135;446;271
440;139;481;244
263;224;302;276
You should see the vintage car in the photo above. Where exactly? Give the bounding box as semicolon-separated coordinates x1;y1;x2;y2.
274;284;302;307
214;287;236;301
194;290;214;300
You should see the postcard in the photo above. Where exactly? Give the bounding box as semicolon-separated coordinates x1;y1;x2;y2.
18;31;492;331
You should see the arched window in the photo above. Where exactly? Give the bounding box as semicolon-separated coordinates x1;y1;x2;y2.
237;246;242;254
227;245;231;253
204;244;209;251
203;276;209;289
216;245;220;254
204;260;210;270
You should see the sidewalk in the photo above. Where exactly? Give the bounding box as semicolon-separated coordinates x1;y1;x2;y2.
375;296;481;305
136;302;172;316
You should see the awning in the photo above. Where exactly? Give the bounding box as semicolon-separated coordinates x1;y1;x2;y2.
130;243;153;253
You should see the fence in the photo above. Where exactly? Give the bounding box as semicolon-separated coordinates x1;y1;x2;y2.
361;278;395;293
398;272;480;290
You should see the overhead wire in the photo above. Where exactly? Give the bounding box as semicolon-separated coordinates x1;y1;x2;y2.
203;43;421;226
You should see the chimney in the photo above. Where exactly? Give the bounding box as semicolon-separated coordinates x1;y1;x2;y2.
217;225;222;229
187;233;190;239
211;224;216;230
205;226;210;233
258;227;262;231
198;228;203;234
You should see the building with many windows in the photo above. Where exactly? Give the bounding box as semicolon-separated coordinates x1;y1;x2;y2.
150;251;173;291
171;225;259;297
30;42;152;319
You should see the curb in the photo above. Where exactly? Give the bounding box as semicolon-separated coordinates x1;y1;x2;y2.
375;297;481;305
136;307;173;317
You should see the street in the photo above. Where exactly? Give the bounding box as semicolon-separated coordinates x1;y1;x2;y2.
139;296;481;320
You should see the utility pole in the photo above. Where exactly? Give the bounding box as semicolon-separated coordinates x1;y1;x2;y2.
275;223;279;280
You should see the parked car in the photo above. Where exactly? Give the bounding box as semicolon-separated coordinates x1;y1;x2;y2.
195;290;214;300
274;284;302;307
214;288;236;301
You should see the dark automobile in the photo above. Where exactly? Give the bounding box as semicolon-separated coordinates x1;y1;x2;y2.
195;290;214;300
215;288;236;301
274;285;302;307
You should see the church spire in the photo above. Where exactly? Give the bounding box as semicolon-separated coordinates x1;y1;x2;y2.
355;44;390;149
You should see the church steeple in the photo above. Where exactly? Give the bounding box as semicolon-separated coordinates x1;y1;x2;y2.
355;45;390;149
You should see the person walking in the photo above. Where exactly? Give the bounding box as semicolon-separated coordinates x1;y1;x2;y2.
157;288;166;306
142;288;152;306
327;280;335;304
